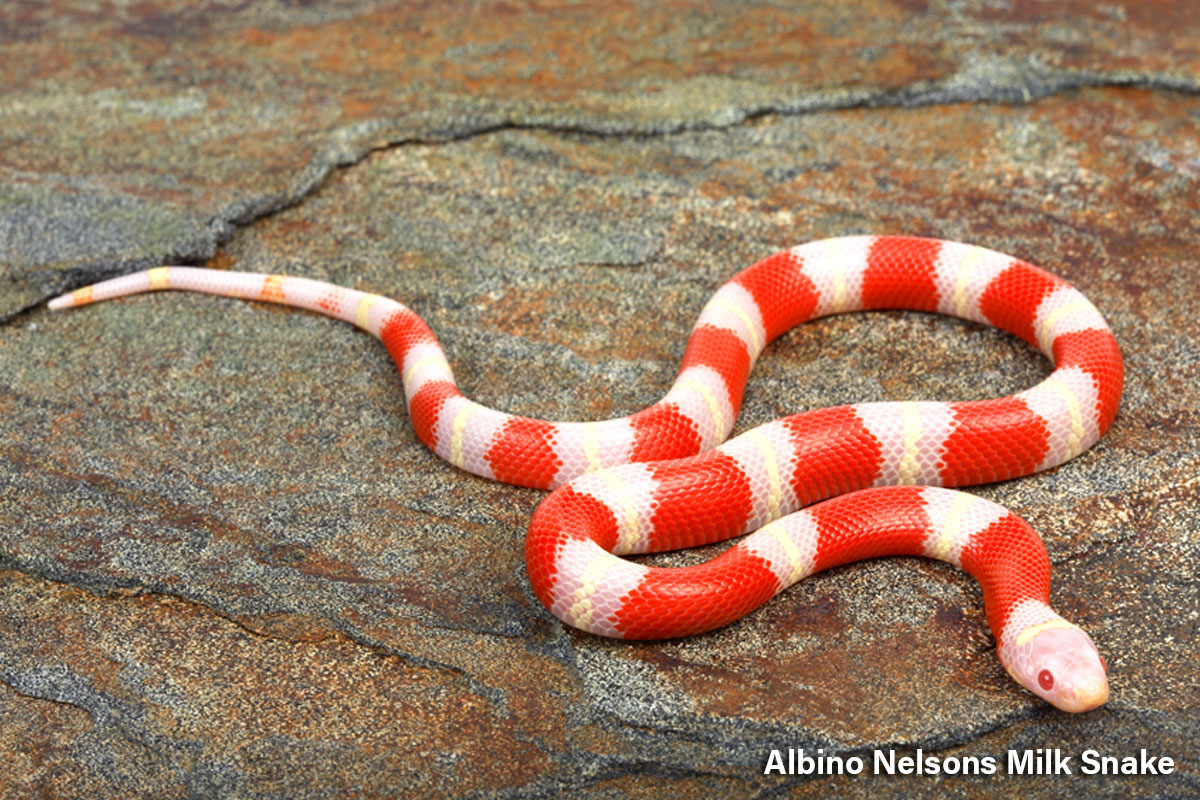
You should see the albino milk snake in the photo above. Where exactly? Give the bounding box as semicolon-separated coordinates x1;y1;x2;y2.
50;235;1123;712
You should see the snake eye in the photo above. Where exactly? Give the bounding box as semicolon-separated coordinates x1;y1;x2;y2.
1038;669;1055;691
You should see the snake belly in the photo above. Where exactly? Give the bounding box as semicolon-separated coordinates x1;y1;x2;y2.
49;235;1124;711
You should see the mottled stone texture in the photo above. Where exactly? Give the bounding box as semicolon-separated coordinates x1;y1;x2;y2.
1;1;1198;798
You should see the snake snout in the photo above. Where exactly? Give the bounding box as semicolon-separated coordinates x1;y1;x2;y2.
1062;676;1110;713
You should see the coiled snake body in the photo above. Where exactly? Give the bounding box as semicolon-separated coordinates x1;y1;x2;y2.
51;235;1123;712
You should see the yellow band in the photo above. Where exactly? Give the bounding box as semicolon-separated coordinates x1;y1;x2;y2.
1014;618;1077;647
261;274;286;302
748;429;782;521
1042;377;1086;459
403;353;448;396
711;296;762;353
598;468;641;554
582;423;604;474
355;293;380;330
1038;298;1093;352
766;521;809;586
147;267;170;290
932;491;973;562
567;552;617;630
897;401;923;485
952;246;987;318
677;378;727;443
449;403;477;469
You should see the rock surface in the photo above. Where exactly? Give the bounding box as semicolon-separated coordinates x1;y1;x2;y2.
2;2;1198;797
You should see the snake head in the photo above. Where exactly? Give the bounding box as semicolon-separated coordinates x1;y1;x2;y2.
1009;624;1109;713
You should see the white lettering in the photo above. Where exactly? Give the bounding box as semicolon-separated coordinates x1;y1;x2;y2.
763;748;866;776
1009;749;1033;775
1080;749;1176;776
783;747;1172;778
1007;749;1072;775
873;749;998;776
1052;749;1074;774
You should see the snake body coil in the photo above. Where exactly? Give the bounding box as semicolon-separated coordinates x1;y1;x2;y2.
51;235;1123;712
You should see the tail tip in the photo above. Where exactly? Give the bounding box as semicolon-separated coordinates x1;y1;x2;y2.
47;294;74;310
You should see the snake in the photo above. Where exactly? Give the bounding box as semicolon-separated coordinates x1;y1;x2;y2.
49;235;1123;713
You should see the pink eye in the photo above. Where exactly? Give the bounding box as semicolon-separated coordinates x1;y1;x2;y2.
1038;669;1055;691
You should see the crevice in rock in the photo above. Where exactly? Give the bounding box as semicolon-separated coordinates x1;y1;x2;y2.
0;677;94;716
0;563;512;713
5;58;1198;324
